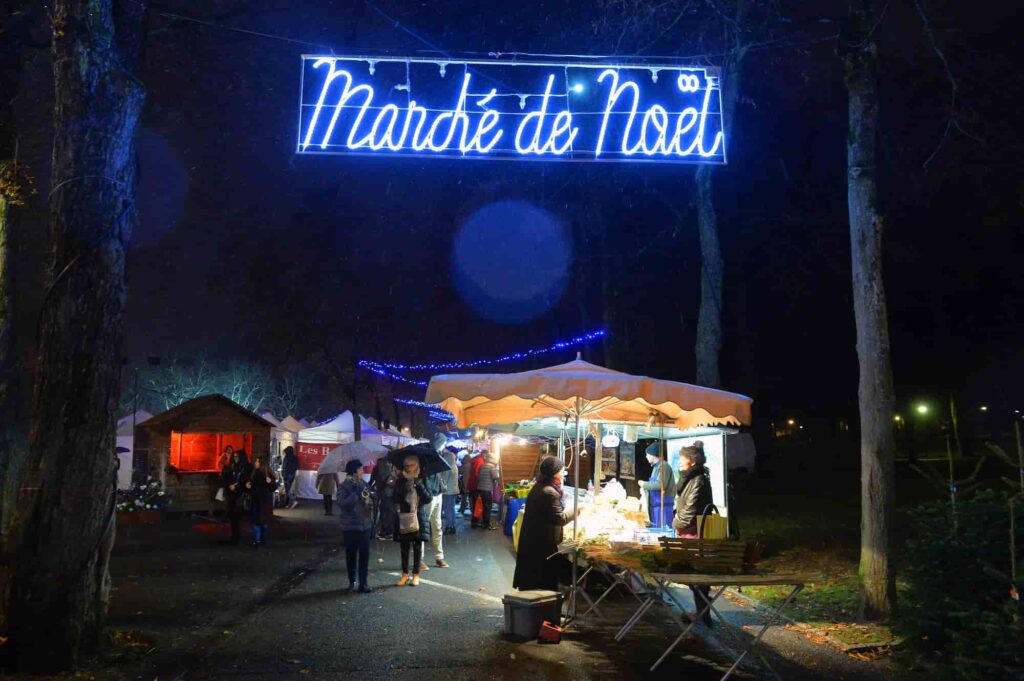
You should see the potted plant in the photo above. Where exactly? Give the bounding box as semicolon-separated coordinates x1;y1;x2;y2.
116;478;171;524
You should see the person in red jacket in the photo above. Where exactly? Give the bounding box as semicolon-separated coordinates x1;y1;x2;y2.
468;450;486;528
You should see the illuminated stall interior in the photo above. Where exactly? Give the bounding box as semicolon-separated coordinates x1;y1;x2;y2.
134;394;273;512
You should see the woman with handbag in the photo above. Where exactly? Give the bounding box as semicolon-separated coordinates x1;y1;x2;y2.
221;449;252;546
393;454;433;587
246;456;279;547
673;441;714;626
338;459;376;592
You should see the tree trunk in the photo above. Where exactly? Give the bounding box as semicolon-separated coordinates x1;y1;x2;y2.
694;165;723;388
2;0;144;670
694;49;742;389
843;0;897;621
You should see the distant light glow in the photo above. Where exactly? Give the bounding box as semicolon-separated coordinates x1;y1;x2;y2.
297;56;726;164
916;404;929;415
980;405;988;411
893;414;902;422
787;419;795;426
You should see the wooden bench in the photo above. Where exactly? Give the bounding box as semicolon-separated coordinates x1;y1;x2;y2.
657;537;761;574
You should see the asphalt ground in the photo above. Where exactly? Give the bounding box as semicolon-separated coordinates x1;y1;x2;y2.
105;501;893;681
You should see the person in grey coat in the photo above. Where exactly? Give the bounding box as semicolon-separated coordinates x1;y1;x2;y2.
475;452;499;530
338;459;376;592
441;447;460;535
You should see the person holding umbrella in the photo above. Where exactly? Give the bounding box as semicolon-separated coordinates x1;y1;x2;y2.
392;453;433;587
338;458;376;592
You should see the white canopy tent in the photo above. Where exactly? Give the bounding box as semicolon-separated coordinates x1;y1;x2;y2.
261;412;299;464
115;410;153;489
294;411;389;499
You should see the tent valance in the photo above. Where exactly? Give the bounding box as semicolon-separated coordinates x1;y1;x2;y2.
425;359;752;431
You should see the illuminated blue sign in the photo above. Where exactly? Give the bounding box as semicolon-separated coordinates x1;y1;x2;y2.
297;56;726;164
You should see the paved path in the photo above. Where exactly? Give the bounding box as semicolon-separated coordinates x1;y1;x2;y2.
107;503;891;680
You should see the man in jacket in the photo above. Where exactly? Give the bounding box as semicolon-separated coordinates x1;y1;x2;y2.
373;457;398;540
440;447;460;536
475;452;499;530
641;443;675;528
281;446;298;508
424;433;449;568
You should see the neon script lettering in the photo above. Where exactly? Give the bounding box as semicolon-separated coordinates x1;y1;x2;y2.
297;57;727;164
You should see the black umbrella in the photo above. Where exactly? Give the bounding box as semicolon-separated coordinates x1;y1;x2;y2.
386;443;452;477
115;446;130;454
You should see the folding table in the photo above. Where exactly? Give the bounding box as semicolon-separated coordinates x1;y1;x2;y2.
623;572;810;681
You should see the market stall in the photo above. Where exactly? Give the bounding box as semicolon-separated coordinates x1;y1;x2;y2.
133;394;274;512
425;357;753;617
294;411;392;499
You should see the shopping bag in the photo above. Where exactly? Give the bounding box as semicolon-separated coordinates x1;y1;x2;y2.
398;511;419;534
214;487;226;502
512;506;526;552
697;504;729;539
473;496;483;520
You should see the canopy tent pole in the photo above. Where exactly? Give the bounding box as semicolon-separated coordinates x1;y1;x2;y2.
659;417;666;528
570;397;582;622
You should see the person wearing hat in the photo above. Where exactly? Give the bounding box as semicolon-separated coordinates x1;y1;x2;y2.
641;442;676;528
512;456;578;591
338;458;376;592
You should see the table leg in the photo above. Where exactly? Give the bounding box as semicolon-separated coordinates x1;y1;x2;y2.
719;584;803;681
650;585;727;671
614;594;658;641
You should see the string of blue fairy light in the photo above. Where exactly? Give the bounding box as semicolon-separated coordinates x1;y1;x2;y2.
365;329;606;419
362;329;605;372
393;397;455;422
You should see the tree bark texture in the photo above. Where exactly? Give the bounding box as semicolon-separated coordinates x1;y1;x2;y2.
1;0;144;670
694;47;742;389
843;0;898;621
694;164;723;388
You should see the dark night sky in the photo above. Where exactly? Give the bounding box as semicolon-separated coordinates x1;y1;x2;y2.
7;1;1023;424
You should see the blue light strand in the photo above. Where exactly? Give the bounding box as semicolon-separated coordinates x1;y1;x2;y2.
361;329;605;372
360;363;429;387
394;398;455;423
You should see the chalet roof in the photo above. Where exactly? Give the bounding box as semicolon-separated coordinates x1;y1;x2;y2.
138;394;276;431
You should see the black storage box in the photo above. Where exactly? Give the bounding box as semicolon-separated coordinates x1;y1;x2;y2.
502;590;562;639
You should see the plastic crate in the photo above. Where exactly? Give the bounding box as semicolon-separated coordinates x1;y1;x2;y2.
502;590;562;639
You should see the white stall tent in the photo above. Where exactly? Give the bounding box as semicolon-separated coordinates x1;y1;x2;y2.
115;410;153;489
261;412;299;463
294;411;388;499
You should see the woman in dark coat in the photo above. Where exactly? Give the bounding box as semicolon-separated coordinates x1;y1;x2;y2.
221;449;252;545
246;456;278;547
673;441;714;625
513;456;577;592
392;454;433;587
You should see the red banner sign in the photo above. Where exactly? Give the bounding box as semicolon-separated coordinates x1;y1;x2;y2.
296;442;334;470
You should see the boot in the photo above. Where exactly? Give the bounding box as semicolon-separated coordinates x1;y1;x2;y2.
396;573;410;587
411;574;420;587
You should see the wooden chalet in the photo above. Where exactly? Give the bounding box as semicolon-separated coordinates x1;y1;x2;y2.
134;394;274;512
